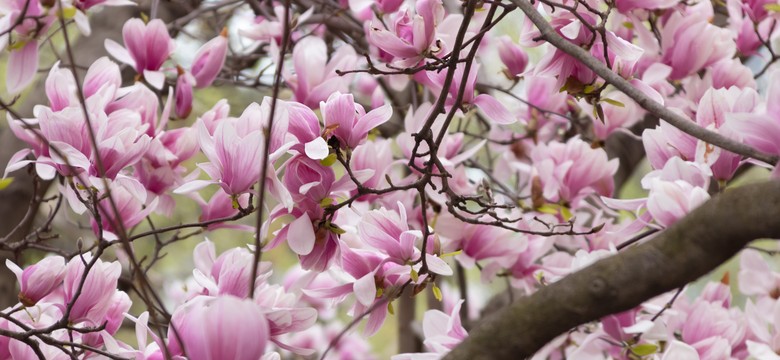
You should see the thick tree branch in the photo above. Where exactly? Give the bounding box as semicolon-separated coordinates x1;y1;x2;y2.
446;180;780;359
510;0;779;166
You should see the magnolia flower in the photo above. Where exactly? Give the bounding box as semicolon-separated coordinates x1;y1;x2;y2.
367;0;445;67
6;256;66;307
496;36;528;79
285;36;357;108
321;92;392;149
660;11;734;80
168;295;270;360
531;137;619;206
190;29;228;88
62;255;122;325
105;18;175;88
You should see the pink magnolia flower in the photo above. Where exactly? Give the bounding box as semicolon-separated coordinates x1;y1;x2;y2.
62;254;122;325
195;190;253;231
321;92;393;149
190;29;228;88
168;295;270;360
587;92;642;140
738;249;780;300
453;222;528;269
6;256;66;307
105;18;174;88
285;36;357;108
531;137;619;206
744;299;780;359
419;63;516;124
603;156;711;229
497;36;528;79
192;240;272;298
175;69;195;119
1;0;51;94
367;0;445;67
90;178;158;240
527;13;643;86
393;300;468;359
358;202;420;264
614;0;677;12
659;11;735;80
305;246;410;336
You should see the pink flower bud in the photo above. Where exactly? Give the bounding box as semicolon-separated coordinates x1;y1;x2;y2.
191;29;228;88
497;36;528;79
6;256;66;307
168;295;270;360
175;68;194;119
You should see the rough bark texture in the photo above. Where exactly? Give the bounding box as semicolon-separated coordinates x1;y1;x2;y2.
446;180;780;359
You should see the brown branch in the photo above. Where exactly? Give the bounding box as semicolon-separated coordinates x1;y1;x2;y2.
510;0;779;166
445;180;780;359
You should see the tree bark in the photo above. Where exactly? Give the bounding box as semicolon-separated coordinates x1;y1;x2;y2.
445;180;780;359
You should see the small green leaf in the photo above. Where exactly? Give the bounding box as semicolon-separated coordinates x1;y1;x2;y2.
560;206;573;221
765;3;780;12
231;196;240;209
329;223;346;235
387;301;395;315
410;268;419;282
320;153;337;167
630;343;659;357
61;7;77;19
432;284;442;301
536;203;560;215
622;21;634;29
601;98;626;107
0;178;13;191
320;197;334;207
441;250;462;258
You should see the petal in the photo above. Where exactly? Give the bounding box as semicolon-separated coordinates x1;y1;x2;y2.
144;70;166;90
288;213;315;255
7;41;39;94
353;272;377;306
425;254;453;276
473;94;516;124
104;39;136;68
304;137;329;160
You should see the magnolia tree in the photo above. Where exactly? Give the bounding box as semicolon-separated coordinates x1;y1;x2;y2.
3;0;780;358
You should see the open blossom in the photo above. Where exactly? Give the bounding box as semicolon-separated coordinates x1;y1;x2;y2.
6;256;66;307
105;18;175;88
367;0;445;67
531;137;619;206
419;63;516;124
497;36;528;79
659;11;735;80
321;92;393;149
168;295;270;360
285;36;357;108
62;255;122;325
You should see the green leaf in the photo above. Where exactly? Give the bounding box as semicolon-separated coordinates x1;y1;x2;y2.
319;197;334;207
560;206;573;221
765;3;780;12
320;153;337;167
432;284;442;301
536;203;560;215
61;7;77;19
0;178;13;191
410;268;419;282
601;98;625;107
630;343;659;357
387;301;395;315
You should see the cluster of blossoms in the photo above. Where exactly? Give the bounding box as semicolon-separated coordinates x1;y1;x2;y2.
2;0;780;357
